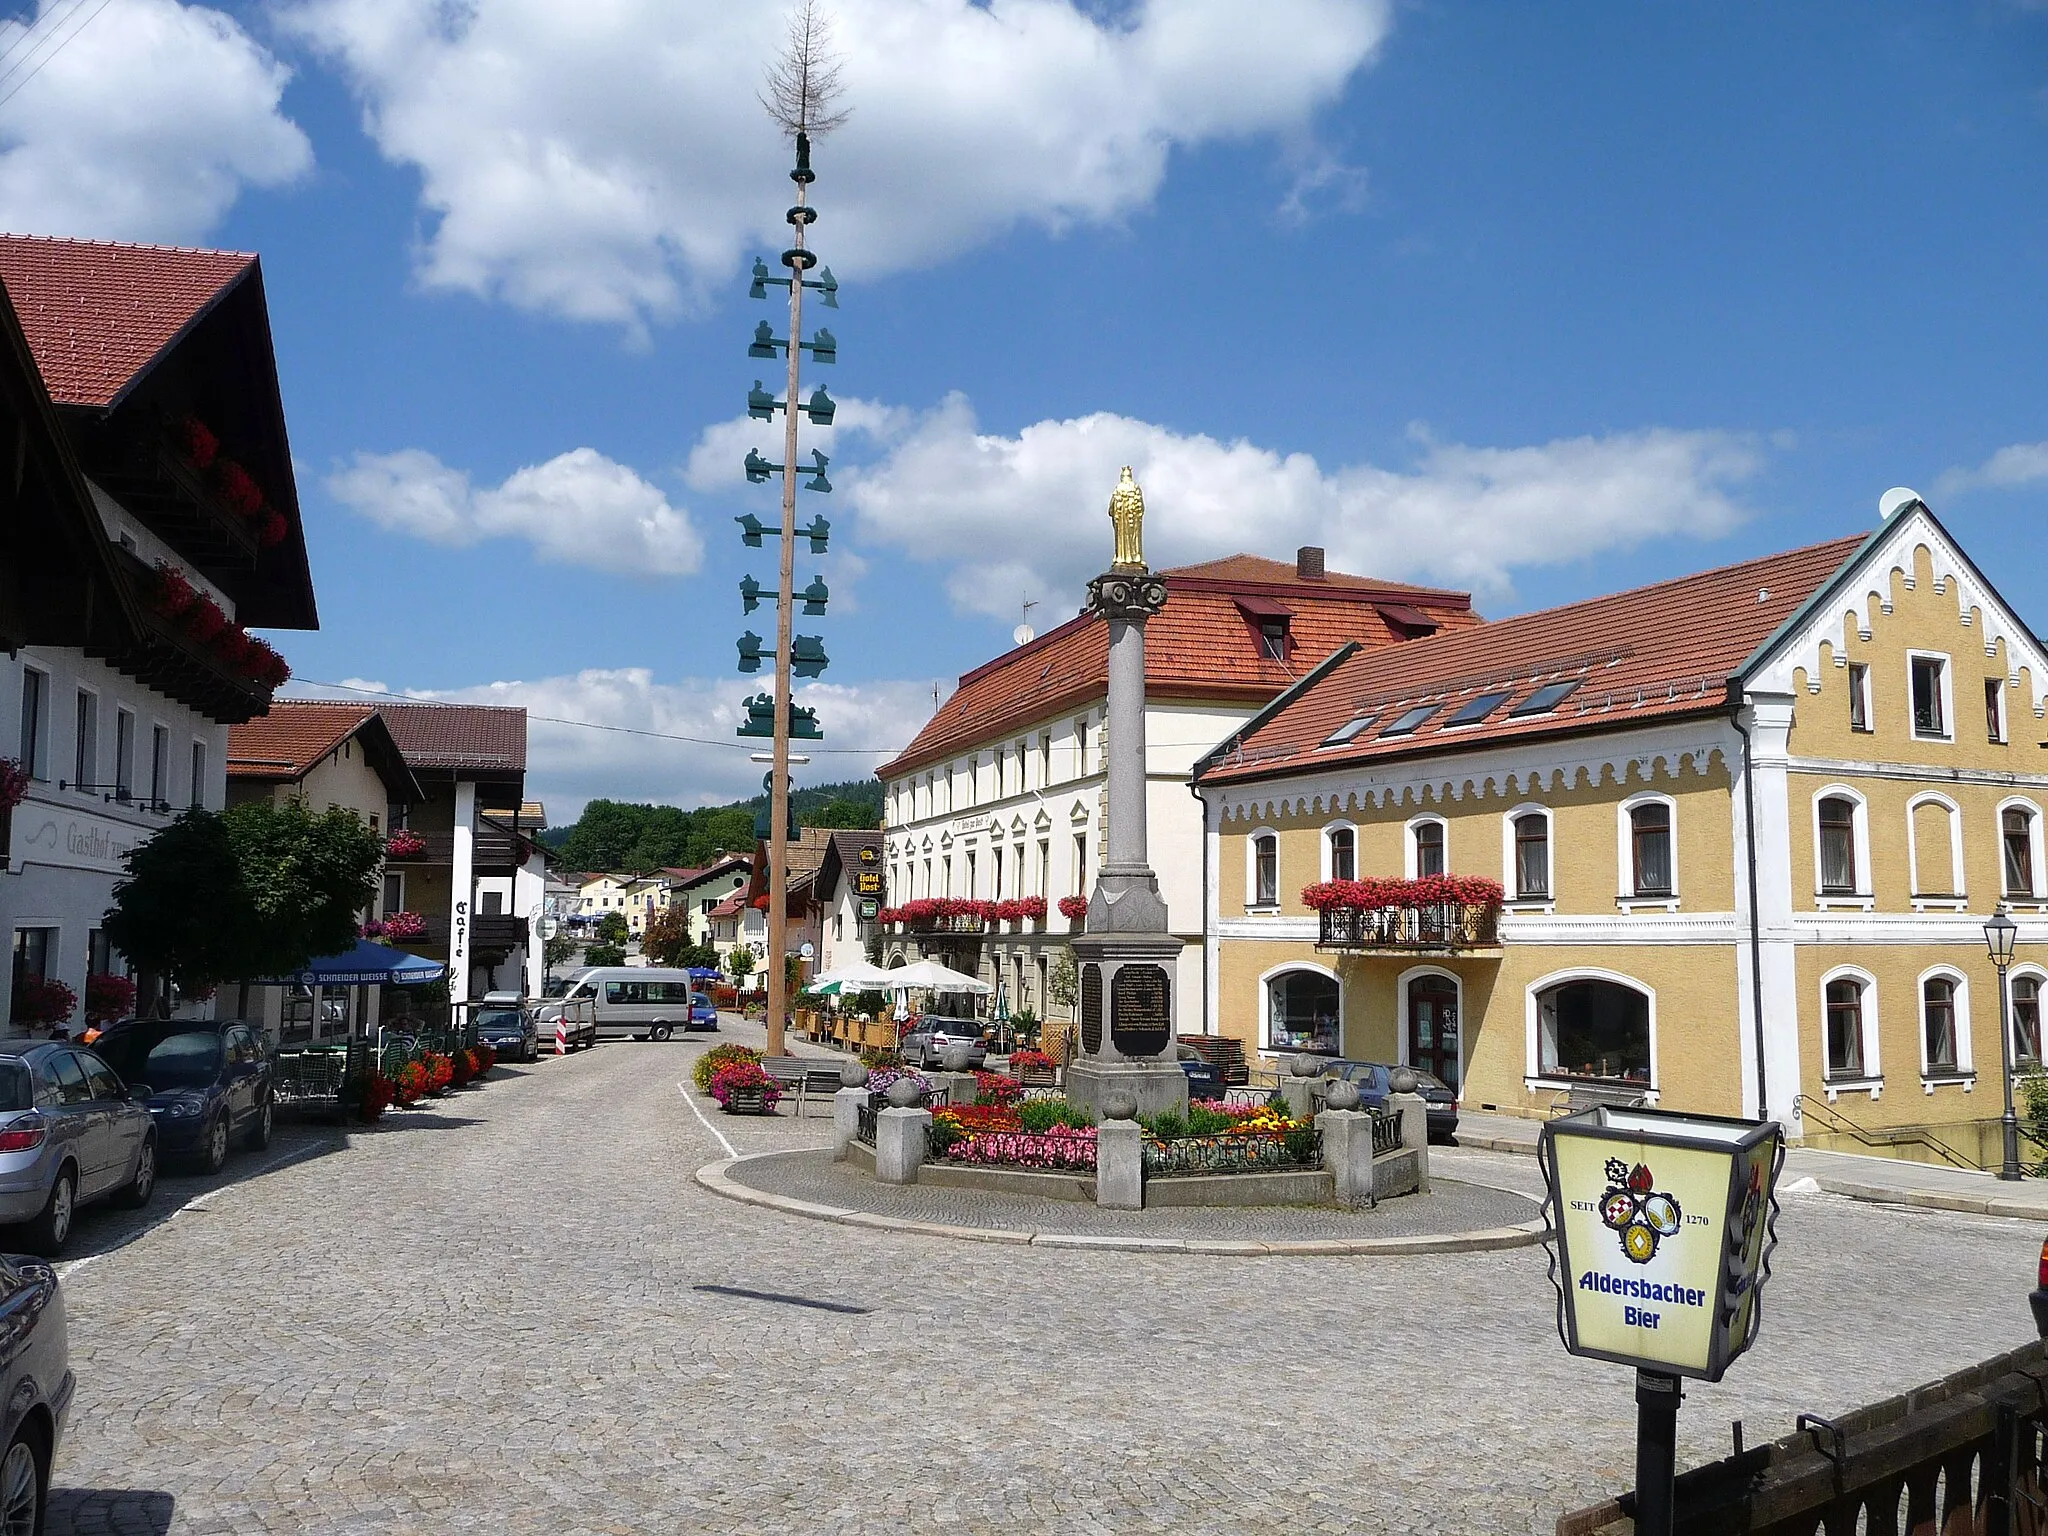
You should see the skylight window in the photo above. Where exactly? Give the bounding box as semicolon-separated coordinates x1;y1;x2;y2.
1510;680;1581;717
1445;690;1512;727
1380;704;1439;738
1319;714;1379;748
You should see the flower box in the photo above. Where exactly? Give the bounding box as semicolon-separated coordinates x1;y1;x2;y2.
722;1085;772;1115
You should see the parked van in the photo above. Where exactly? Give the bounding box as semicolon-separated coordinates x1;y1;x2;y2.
536;968;717;1042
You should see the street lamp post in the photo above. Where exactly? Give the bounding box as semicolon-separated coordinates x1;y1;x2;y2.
1986;907;2023;1181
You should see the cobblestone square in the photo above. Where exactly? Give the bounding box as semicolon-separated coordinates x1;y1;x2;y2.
40;1025;2046;1534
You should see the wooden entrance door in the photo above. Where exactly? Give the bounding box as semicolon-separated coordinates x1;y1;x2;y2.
1406;975;1460;1092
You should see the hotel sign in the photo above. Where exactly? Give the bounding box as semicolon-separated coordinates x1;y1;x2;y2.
1539;1105;1781;1382
8;799;148;875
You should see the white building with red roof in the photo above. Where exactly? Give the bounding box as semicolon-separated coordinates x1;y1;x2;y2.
0;236;317;1030
876;547;1479;1039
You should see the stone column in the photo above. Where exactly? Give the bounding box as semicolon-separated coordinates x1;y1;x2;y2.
1317;1079;1373;1208
831;1084;869;1160
1389;1089;1430;1194
874;1105;930;1185
1094;1095;1144;1210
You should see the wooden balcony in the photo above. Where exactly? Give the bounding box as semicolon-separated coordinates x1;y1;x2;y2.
1316;902;1502;955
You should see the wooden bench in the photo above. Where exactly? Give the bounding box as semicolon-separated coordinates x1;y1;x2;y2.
760;1057;852;1117
1551;1082;1649;1116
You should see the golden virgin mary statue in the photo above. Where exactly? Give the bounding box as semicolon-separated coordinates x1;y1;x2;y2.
1108;465;1146;570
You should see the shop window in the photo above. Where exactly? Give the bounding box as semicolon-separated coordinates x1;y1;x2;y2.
1411;819;1445;878
1267;969;1339;1053
1818;796;1858;894
1628;802;1673;897
1922;976;1961;1076
1824;977;1867;1077
2015;975;2043;1071
1536;977;1651;1085
1513;812;1550;899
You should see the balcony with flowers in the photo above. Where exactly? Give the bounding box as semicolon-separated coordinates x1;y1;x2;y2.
874;898;993;935
1304;875;1505;955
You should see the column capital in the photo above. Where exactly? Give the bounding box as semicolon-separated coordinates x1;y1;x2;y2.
1087;569;1168;623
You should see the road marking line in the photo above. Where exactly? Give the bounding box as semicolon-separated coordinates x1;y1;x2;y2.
677;1082;738;1159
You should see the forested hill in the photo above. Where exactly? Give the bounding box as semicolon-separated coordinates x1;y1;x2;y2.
541;778;883;873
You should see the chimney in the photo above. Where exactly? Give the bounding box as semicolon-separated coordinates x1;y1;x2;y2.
1296;545;1326;581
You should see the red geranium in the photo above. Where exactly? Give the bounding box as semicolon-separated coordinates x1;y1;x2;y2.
215;459;264;518
258;509;288;548
185;594;228;642
358;1073;395;1123
151;562;199;618
178;415;219;469
11;977;75;1027
1300;875;1505;911
84;973;136;1026
1058;894;1089;921
0;758;28;813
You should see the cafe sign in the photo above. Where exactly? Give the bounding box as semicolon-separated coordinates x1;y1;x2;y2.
1539;1105;1781;1383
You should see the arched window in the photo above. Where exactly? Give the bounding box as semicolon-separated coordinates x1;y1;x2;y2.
1325;824;1356;883
1818;795;1858;895
1250;832;1279;907
1411;817;1446;878
1824;976;1867;1077
1628;802;1673;897
1535;977;1652;1085
2015;973;2044;1071
1266;968;1340;1053
1513;811;1550;899
1922;975;1961;1077
2004;806;2038;898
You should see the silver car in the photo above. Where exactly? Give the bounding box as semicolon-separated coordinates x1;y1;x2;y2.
0;1042;157;1255
901;1017;988;1071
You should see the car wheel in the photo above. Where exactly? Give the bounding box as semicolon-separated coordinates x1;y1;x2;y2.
651;1024;673;1043
111;1136;157;1210
25;1169;73;1258
199;1114;230;1175
0;1427;42;1536
247;1095;274;1151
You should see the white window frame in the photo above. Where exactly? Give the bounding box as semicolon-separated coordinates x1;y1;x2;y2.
1258;960;1342;1056
1847;660;1873;733
1404;813;1448;880
1996;796;2047;904
1916;964;1975;1088
1905;790;1967;909
1246;829;1281;910
2009;963;2048;1073
1809;783;1873;909
1522;966;1659;1099
1906;649;1955;743
1320;820;1358;883
1615;792;1680;909
1817;964;1883;1099
1987;675;2009;745
1501;802;1554;909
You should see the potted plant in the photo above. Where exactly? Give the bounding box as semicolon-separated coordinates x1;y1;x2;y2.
709;1059;783;1115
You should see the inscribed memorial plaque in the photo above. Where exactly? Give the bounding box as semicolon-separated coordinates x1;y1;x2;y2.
1110;964;1171;1057
1080;964;1103;1054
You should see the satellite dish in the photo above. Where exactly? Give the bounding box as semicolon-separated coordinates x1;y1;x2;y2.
1012;624;1035;646
1879;487;1925;523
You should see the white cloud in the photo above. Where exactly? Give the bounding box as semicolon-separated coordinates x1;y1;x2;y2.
1935;441;2048;501
0;0;310;242
328;446;705;577
281;0;1392;329
291;669;937;822
684;392;1766;618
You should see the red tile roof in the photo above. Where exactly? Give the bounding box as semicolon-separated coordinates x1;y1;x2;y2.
1197;535;1869;786
227;702;375;779
377;702;527;774
879;556;1479;779
0;235;253;409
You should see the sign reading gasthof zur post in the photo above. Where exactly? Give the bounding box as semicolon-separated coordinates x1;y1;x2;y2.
1539;1105;1781;1383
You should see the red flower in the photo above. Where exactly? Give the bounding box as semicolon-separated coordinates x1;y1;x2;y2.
0;759;28;813
151;562;199;618
185;595;228;642
178;416;219;470
1300;875;1505;912
1058;894;1089;921
258;509;288;548
11;977;76;1027
214;459;265;518
386;830;427;858
84;973;135;1026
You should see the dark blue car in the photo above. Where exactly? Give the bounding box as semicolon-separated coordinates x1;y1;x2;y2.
89;1021;274;1174
0;1252;73;1533
1319;1060;1460;1142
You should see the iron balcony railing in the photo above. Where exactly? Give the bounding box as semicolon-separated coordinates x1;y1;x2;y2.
1316;901;1501;953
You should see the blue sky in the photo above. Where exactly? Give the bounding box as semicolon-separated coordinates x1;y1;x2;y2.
6;0;2048;816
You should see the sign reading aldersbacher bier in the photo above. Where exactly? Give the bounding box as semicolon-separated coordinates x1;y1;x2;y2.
1540;1105;1781;1382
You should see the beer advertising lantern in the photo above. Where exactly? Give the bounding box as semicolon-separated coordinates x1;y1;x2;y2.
1539;1105;1782;1383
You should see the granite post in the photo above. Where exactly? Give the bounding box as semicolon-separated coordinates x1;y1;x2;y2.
1389;1090;1430;1194
874;1106;930;1184
1317;1077;1374;1208
1094;1093;1145;1210
1065;468;1189;1122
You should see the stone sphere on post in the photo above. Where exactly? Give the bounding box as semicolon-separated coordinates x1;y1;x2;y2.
1324;1077;1361;1111
1099;1089;1139;1122
1389;1066;1419;1096
941;1044;972;1073
885;1077;923;1108
1289;1053;1326;1079
838;1057;869;1088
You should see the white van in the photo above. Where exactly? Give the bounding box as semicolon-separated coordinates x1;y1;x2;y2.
535;968;717;1043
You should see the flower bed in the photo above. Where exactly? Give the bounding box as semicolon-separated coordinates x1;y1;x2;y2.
864;1065;929;1098
709;1059;783;1113
973;1069;1021;1105
694;1043;761;1093
942;1126;1096;1171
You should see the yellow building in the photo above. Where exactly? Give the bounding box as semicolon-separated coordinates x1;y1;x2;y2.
1192;499;2046;1167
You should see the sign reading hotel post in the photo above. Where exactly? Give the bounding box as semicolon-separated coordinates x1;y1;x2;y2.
1539;1106;1781;1383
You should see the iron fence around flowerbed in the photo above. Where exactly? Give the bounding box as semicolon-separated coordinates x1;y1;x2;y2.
937;1129;1098;1171
1370;1107;1404;1156
855;1098;880;1148
1143;1126;1323;1177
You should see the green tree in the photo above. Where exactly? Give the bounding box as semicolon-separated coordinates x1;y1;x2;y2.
544;934;580;971
642;906;693;967
596;911;628;945
584;942;627;967
800;796;878;830
1048;948;1078;1013
728;947;757;987
103;802;384;992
